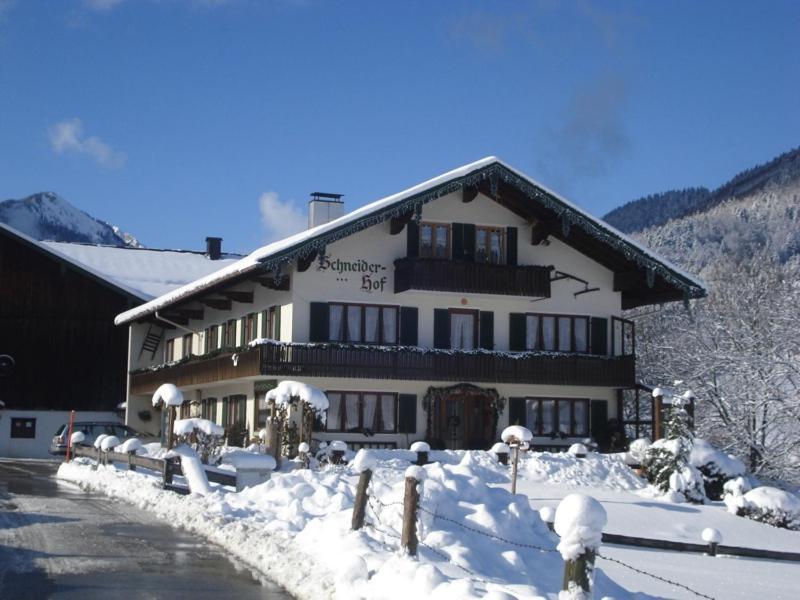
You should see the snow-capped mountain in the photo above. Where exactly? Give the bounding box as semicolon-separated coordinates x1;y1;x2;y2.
0;191;142;247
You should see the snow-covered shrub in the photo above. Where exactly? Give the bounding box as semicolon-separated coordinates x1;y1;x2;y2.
642;397;706;503
173;418;224;464
724;485;800;530
625;438;651;467
690;438;746;500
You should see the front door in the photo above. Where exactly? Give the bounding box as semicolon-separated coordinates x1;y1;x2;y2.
435;391;495;449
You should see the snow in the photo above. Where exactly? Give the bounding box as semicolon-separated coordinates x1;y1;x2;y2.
409;441;430;453
723;476;752;497
539;506;556;524
701;527;722;544
651;387;665;398
690;438;745;477
329;440;347;452
298;442;310;454
115;438;143;454
99;436;120;451
222;450;277;471
93;434;108;449
173;417;224;437
501;425;533;444
351;449;377;473
554;493;607;561
491;442;510;454
70;431;86;445
152;383;184;407
115;157;705;326
404;465;425;480
568;443;588;457
729;486;800;515
627;438;651;464
266;380;329;414
167;444;211;495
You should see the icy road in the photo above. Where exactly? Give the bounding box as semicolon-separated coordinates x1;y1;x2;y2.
0;459;293;599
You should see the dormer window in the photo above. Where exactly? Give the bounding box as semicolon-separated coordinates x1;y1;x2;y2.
475;226;505;264
419;222;450;259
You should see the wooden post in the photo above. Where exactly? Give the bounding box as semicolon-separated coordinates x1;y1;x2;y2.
415;451;428;466
167;405;176;449
562;550;596;596
128;450;137;471
351;468;372;531
510;444;520;495
401;475;420;556
653;394;663;441
65;410;76;463
708;541;718;557
163;457;175;487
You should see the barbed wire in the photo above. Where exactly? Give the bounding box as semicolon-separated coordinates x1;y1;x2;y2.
596;552;716;600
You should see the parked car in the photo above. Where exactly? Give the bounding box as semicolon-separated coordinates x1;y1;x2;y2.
49;421;153;455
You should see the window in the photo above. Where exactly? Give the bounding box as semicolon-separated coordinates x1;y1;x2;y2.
612;317;635;356
419;222;450;259
10;418;36;439
328;303;398;344
224;320;237;347
475;226;505;264
261;306;280;340
165;338;175;362
204;326;218;353
525;398;589;437
246;313;258;343
326;391;397;433
524;314;589;353
182;333;192;359
201;397;217;422
450;309;477;350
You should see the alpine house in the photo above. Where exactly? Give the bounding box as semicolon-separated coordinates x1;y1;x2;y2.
115;158;706;451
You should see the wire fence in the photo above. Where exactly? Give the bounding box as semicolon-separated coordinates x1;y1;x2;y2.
363;479;718;600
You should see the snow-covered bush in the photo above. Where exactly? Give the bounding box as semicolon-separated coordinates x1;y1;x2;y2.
724;485;800;530
690;438;746;500
642;396;706;503
173;418;224;464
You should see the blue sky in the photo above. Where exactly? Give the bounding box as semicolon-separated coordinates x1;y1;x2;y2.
1;0;798;252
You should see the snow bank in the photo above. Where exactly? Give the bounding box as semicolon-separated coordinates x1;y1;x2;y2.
501;425;533;444
152;383;184;407
266;380;329;414
222;450;277;471
174;417;224;437
554;493;607;561
521;452;646;491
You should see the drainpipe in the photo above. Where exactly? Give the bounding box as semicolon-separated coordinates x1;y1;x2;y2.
154;311;201;336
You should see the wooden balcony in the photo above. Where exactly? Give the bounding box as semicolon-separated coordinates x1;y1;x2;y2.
259;343;635;387
394;257;552;297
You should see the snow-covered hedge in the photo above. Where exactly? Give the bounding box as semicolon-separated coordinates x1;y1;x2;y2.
690;438;746;500
724;485;800;530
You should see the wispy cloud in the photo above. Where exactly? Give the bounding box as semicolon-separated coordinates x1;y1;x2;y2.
538;74;631;182
48;118;127;169
259;191;306;243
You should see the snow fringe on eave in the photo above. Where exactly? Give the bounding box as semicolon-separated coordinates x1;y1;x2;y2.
114;156;705;325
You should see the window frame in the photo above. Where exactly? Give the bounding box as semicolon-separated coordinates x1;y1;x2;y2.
224;319;237;348
475;225;506;265
165;338;175;362
204;326;218;354
324;390;398;434
245;313;257;343
262;306;280;340
524;313;590;353
448;308;479;350
525;397;590;437
419;221;451;259
182;333;192;359
327;302;400;345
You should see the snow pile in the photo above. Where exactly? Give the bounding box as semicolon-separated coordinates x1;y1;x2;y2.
501;425;533;444
167;444;211;495
724;486;800;530
93;434;108;449
152;383;184;407
626;438;651;466
115;438;143;454
409;441;430;453
491;442;510;454
266;380;329;414
554;493;607;561
690;439;745;477
701;527;722;544
351;449;377;473
222;450;277;471
520;452;646;491
100;436;120;451
70;431;86;445
568;443;588;457
174;417;224;437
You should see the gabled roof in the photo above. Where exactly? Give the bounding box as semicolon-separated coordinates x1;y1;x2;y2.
0;221;238;302
115;157;707;325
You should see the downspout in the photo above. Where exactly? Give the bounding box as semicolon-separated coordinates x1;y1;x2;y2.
155;311;201;336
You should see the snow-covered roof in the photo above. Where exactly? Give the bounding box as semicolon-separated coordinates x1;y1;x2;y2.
44;241;239;299
0;220;238;302
115;157;707;324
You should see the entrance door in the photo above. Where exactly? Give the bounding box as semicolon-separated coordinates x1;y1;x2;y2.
436;391;495;449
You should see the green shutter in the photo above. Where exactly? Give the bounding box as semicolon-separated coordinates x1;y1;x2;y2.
509;313;527;351
506;226;518;266
479;311;494;350
452;223;464;259
509;397;526;426
590;317;608;355
433;309;450;349
463;223;476;262
309;302;329;342
273;306;281;341
398;394;417;433
407;221;419;257
399;307;418;346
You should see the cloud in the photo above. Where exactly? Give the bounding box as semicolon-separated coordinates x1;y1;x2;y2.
48;118;127;169
538;74;631;181
259;191;307;243
83;0;123;10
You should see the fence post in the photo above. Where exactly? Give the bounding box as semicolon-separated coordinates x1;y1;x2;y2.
351;468;372;531
562;550;596;596
128;450;137;471
510;444;520;494
555;494;607;600
163;457;176;488
401;467;423;556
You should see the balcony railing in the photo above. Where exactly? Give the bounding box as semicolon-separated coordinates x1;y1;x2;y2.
259;342;634;387
394;257;552;298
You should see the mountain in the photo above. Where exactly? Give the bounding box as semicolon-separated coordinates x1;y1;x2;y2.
604;146;800;234
0;192;143;247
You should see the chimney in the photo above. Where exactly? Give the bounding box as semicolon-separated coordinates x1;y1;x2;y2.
308;192;344;229
205;236;222;260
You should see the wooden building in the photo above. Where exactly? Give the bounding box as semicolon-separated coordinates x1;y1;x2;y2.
116;158;707;451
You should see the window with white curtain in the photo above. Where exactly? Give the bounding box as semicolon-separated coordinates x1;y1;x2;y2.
325;391;397;433
525;398;589;436
525;314;590;353
328;304;399;345
450;311;476;350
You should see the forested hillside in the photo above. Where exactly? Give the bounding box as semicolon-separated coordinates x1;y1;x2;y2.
620;150;800;486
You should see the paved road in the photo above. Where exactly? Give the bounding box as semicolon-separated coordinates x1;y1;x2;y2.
0;459;294;599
